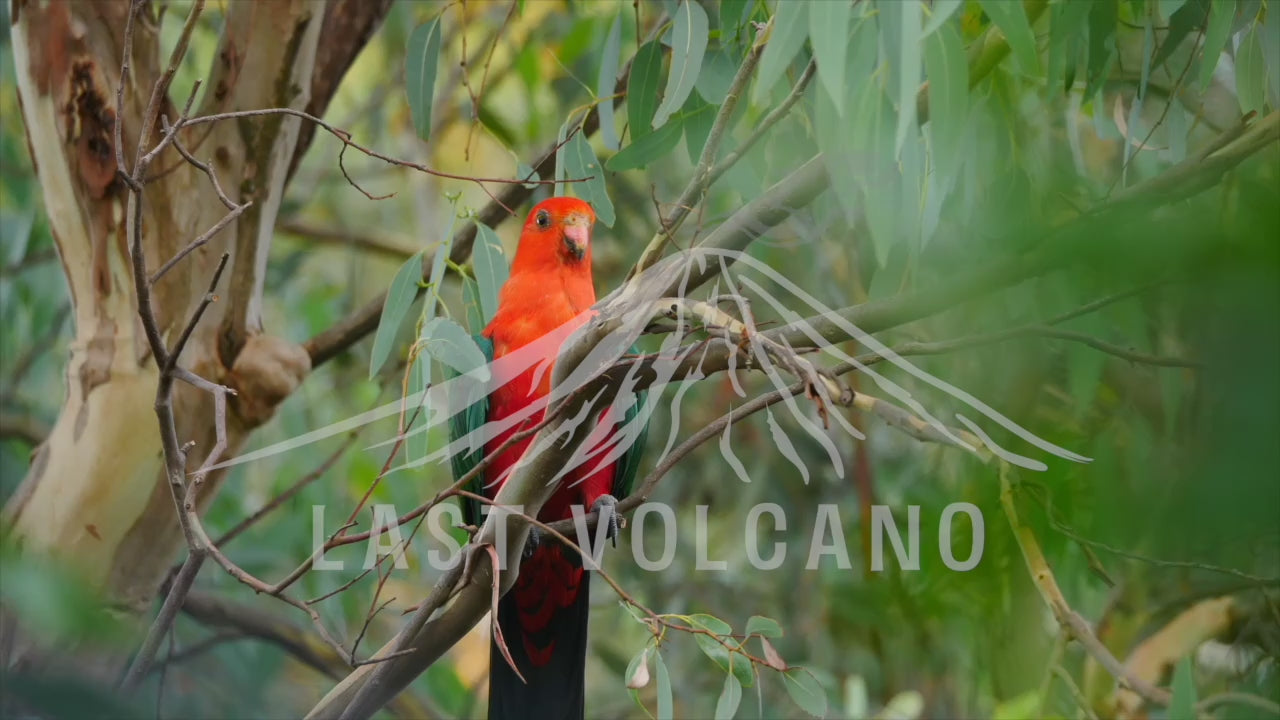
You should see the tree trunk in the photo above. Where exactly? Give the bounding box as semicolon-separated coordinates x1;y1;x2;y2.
0;0;377;673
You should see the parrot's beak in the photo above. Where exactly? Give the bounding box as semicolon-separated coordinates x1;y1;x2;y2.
562;219;589;261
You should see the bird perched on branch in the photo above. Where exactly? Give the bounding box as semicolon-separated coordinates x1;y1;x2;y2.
449;197;648;720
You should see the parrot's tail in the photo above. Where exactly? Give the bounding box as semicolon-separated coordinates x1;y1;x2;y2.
487;547;590;720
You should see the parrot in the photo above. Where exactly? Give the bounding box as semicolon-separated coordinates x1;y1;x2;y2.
448;197;648;720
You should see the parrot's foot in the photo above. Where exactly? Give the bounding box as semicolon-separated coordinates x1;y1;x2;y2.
522;527;543;560
591;494;621;548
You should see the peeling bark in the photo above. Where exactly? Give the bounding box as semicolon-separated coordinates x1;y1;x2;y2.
0;0;355;672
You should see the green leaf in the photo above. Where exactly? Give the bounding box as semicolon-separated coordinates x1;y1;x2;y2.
565;131;615;227
691;615;754;688
625;646;651;689
721;0;755;34
516;161;540;189
979;0;1040;73
714;673;743;720
1264;1;1280;108
607;116;684;171
1169;657;1198;720
752;0;809;104
1152;0;1208;69
891;0;922;154
809;0;853;116
683;95;716;164
629;40;665;139
654;0;709;128
1160;0;1190;19
782;668;828;718
461;275;484;334
405;17;443;141
745;615;783;638
654;650;673;720
369;251;423;378
419;317;487;377
422;216;455;321
555;120;571;192
925;19;969;181
1085;0;1119;101
690;613;732;636
922;0;963;37
471;222;508;323
598;11;624;151
1235;23;1266;114
1047;0;1090;93
1198;0;1235;89
696;46;739;104
1139;14;1155;101
1167;95;1188;162
848;73;897;266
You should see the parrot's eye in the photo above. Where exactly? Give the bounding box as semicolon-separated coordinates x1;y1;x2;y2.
535;210;551;229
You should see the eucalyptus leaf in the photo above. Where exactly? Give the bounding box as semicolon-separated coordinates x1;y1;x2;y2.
418;317;488;377
1198;0;1235;89
892;0;922;154
979;0;1040;73
1235;23;1266;115
922;0;963;37
714;672;743;720
809;0;853;116
405;17;443;141
565;131;615;227
654;650;673;720
696;46;739;105
555;120;571;193
782;668;828;718
1085;0;1119;101
629;41;665;139
752;0;809;105
461;275;484;335
516;161;540;189
745;615;783;638
607;116;685;171
654;0;709;128
598;11;624;151
1152;0;1208;69
471;222;508;323
368;251;423;378
683;95;716;164
925;19;969;180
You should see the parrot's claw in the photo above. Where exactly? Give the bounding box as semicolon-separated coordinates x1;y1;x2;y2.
523;527;543;560
591;494;621;548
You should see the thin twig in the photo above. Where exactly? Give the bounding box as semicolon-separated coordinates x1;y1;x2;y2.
120;552;205;690
1000;466;1173;709
706;59;817;189
149;206;251;285
628;24;769;277
163;115;236;210
214;434;358;548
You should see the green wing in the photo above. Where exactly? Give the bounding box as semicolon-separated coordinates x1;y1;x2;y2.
448;337;648;521
612;345;650;500
447;334;494;528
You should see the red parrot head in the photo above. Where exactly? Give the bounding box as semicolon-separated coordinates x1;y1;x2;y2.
516;197;596;267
